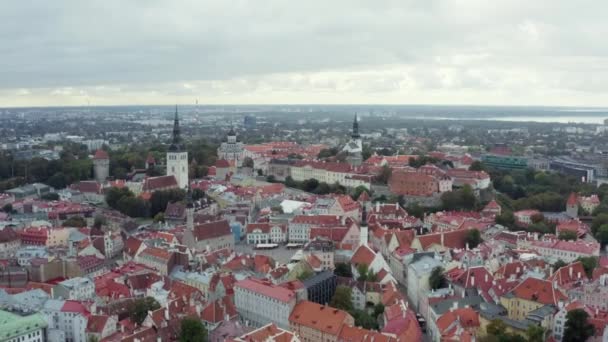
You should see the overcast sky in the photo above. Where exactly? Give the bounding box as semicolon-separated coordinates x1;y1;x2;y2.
1;0;607;107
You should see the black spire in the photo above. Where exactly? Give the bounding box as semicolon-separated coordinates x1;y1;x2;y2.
352;113;360;139
169;105;184;152
361;205;367;225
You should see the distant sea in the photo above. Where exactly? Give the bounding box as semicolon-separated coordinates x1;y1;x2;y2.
5;104;608;124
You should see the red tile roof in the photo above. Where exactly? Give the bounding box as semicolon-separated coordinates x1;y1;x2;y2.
142;175;178;191
193;219;232;241
235;278;295;303
93;149;109;160
350;245;376;266
291;215;342;226
550;261;587;288
87;315;110;333
436;307;480;333
509;277;567;305
338;325;395;342
289;301;352;336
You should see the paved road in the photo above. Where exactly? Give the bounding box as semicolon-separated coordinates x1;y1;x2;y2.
234;243;299;265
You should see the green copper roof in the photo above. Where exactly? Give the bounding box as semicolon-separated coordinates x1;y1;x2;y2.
0;310;47;340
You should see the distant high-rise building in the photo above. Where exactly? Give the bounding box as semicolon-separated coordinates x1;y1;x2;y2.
343;114;363;166
166;106;189;188
244;115;257;129
92;149;109;182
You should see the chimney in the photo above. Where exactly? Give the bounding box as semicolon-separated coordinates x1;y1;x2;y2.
440;233;445;247
484;273;488;283
577;272;581;279
569;267;573;278
164;308;169;320
376;202;380;212
452;302;458;310
471;275;475;287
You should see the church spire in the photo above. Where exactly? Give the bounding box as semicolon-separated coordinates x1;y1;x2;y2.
169;105;183;151
352;113;360;139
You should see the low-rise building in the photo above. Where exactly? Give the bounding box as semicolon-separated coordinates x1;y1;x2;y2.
289;300;354;342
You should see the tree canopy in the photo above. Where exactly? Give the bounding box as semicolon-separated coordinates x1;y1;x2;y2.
179;316;208;342
330;286;354;312
563;309;595;342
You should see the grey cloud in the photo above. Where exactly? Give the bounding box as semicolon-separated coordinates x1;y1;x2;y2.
1;0;608;105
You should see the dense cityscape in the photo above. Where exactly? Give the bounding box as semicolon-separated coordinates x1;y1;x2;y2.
1;104;608;342
4;1;608;342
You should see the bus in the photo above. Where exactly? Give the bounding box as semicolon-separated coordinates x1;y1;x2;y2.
286;243;303;249
255;243;279;250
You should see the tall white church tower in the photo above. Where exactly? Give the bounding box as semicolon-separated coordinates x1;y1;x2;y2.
166;106;189;188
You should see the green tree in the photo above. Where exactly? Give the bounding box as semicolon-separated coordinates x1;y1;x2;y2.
334;263;353;278
153;212;165;223
105;187;134;209
592;213;608;235
128;297;161;326
179;316;208;342
486;319;507;336
563;309;595;342
46;172;68;189
576;256;598;278
351;309;378;330
297;269;314;281
63;216;87;227
558;231;577;241
552;260;567;272
330;286;353;312
192;188;205;201
469;161;486;172
266;175;276;183
351;186;370;200
495;209;515;226
429;267;446;290
465;229;482;248
149;189;186;217
597;224;608;247
526;324;545;342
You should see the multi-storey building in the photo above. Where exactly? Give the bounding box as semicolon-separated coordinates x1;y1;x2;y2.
54;277;95;301
234;278;297;329
182;219;235;253
43;299;90;342
0;226;21;259
289;300;354;342
288;215;342;243
217;128;245;167
0;310;47;342
302;271;337;305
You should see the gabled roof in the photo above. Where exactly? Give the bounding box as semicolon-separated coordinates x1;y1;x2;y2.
142;175;178;191
87;315;110;333
350;245;376;266
508;277;567;305
193;219;232;241
289;301;352;336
